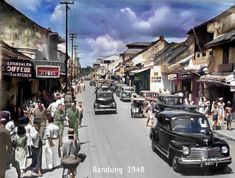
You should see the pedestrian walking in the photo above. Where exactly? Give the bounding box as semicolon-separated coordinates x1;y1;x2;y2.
61;128;81;178
211;101;219;130
145;101;155;127
66;102;79;140
77;101;84;127
29;120;43;176
0;118;13;178
44;116;60;170
13;125;27;177
54;102;65;147
25;117;33;158
225;101;233;130
217;97;225;127
31;100;47;138
198;96;205;113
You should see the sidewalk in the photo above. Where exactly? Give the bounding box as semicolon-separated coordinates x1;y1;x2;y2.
212;120;235;141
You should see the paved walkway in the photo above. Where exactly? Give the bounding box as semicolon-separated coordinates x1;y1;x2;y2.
213;120;235;141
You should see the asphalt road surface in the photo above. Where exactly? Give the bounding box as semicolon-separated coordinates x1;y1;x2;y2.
76;82;235;178
5;81;235;178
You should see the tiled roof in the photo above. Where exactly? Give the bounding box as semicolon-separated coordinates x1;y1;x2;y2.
205;29;235;48
154;39;193;65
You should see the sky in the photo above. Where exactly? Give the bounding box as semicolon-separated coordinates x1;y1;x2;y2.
5;0;235;67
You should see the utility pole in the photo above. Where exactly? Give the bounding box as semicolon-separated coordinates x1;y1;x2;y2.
69;33;77;83
74;45;79;78
69;33;77;62
60;0;74;91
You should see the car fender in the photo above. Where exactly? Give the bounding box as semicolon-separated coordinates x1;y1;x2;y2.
168;140;188;162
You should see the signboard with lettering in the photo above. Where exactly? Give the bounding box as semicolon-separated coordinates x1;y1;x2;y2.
179;72;191;79
36;65;60;78
2;59;33;78
168;74;178;80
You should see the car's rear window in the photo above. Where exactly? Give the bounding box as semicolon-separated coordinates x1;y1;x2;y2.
97;93;113;98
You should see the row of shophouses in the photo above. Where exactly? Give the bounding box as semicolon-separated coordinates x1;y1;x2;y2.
93;5;235;106
0;1;80;110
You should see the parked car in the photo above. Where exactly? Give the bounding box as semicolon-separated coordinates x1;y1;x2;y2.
156;94;199;112
89;79;96;86
150;109;232;173
116;83;127;97
120;86;135;101
139;90;159;102
93;90;117;114
130;97;145;118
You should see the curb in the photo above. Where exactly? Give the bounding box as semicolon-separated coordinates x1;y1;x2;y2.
213;130;235;141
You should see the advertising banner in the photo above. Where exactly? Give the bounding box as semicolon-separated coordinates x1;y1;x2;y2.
36;65;60;78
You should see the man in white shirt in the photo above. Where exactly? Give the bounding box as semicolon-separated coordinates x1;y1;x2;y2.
29;120;43;176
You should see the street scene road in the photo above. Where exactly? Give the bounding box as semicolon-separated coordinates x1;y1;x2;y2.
75;82;235;178
2;1;235;178
5;82;235;178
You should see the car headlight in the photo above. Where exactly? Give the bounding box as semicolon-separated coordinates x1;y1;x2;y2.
221;146;228;154
182;146;190;155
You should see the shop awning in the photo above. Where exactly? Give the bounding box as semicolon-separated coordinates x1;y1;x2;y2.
130;67;151;75
197;74;233;86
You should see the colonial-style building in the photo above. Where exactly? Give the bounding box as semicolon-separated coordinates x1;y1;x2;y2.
189;5;235;104
0;1;65;109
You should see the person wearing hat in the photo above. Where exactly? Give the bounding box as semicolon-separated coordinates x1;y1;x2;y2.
0;118;13;178
61;128;81;178
217;97;225;128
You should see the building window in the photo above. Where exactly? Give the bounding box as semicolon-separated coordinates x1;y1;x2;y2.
197;53;200;58
202;52;206;57
223;46;229;64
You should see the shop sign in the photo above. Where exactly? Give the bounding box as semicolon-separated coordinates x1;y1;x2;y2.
151;76;161;82
168;74;178;80
2;59;33;78
230;81;235;92
179;72;191;79
36;65;60;78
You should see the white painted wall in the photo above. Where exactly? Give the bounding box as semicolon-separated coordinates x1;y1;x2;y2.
150;66;164;92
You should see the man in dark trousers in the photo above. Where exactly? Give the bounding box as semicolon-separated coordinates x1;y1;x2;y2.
0;118;13;178
29;120;43;176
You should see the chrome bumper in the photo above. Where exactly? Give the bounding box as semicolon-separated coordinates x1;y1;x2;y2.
94;108;117;112
178;156;232;167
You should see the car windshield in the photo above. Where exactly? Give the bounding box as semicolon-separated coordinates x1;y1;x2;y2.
97;93;113;98
171;116;209;134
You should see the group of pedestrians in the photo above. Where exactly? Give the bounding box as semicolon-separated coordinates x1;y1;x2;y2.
0;87;85;178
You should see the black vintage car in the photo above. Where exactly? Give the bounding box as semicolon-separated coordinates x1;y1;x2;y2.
156;94;199;112
94;90;117;114
150;109;231;173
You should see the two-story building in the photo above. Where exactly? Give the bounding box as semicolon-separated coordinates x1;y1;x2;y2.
189;5;235;103
0;1;65;109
